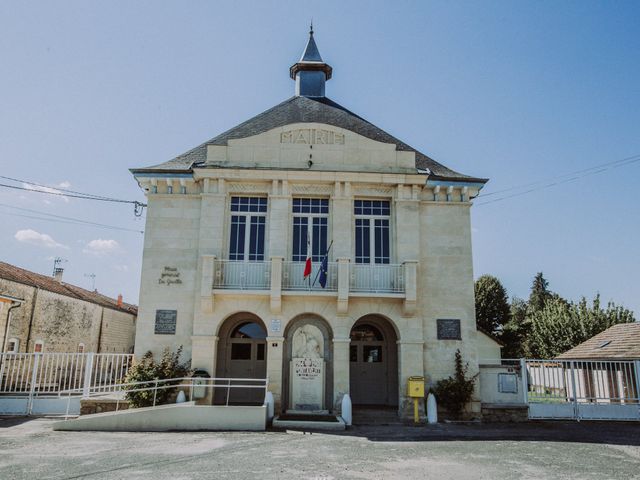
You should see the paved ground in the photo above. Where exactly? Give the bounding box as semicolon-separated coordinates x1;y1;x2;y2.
1;418;639;480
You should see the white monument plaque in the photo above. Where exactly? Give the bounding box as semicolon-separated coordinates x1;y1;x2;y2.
289;324;325;411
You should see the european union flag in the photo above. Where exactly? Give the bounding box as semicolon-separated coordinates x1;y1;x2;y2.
319;255;328;288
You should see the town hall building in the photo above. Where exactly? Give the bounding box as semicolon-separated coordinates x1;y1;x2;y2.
131;28;489;417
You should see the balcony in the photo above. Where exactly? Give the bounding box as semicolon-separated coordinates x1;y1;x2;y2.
282;261;338;292
212;260;271;290
204;256;417;316
349;263;404;294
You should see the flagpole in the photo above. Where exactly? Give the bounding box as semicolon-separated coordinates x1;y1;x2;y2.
311;240;333;288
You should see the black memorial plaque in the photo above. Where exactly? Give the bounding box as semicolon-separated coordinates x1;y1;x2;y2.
437;319;461;340
155;310;177;335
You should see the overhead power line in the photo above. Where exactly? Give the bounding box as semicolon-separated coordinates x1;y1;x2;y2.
475;153;640;206
0;203;144;233
0;175;146;216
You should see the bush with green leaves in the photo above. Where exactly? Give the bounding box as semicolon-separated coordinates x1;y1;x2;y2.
432;349;477;418
124;347;192;408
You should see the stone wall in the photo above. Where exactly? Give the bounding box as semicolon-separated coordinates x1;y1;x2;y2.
0;278;136;354
80;398;130;415
481;404;529;423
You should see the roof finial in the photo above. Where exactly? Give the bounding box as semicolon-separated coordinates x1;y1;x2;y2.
310;19;313;35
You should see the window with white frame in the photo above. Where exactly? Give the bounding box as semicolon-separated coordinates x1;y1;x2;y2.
77;343;85;353
34;341;44;353
7;338;19;353
354;200;390;264
292;198;329;262
228;197;268;261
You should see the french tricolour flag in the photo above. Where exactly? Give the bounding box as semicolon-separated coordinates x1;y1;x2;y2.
303;227;312;279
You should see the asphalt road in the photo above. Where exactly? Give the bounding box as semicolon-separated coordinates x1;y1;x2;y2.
1;418;639;480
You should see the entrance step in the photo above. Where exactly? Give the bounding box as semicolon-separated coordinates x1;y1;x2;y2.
352;406;402;425
272;414;346;431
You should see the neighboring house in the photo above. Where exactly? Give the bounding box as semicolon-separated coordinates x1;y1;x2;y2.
0;261;137;354
130;29;488;417
553;323;640;403
477;329;503;363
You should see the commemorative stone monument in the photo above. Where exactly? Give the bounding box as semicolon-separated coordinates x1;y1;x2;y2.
289;324;325;412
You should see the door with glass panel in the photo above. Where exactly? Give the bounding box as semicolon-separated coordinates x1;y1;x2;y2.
289;198;329;289
349;324;388;405
227;196;268;288
224;321;267;405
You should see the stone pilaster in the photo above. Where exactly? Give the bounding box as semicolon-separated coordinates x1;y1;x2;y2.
266;336;285;412
397;340;425;418
332;336;351;412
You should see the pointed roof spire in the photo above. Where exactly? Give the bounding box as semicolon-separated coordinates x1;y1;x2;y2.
299;22;323;62
290;24;333;97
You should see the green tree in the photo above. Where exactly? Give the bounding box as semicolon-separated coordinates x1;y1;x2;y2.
528;272;552;313
528;294;635;358
500;297;529;358
474;274;511;334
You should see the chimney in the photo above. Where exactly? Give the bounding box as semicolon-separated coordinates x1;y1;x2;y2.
53;268;64;283
117;294;123;308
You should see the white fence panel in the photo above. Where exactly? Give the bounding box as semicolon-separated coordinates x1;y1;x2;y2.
0;352;133;415
525;359;640;421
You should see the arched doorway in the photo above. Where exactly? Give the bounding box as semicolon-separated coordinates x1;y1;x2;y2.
349;316;398;406
215;313;267;405
283;315;333;412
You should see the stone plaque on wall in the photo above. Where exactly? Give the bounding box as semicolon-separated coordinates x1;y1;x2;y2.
437;319;461;340
155;310;177;335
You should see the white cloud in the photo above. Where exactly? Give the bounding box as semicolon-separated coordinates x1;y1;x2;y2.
83;239;121;256
15;229;69;249
113;264;129;272
22;181;71;203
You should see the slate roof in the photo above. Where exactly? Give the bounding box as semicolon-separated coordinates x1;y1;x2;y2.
0;261;138;315
557;323;640;360
131;95;487;183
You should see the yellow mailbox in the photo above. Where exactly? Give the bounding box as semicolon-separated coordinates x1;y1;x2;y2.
407;376;425;398
407;376;425;424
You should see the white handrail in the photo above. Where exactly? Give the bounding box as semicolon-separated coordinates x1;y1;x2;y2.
59;376;270;419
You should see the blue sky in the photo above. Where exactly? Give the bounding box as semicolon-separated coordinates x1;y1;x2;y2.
1;1;638;314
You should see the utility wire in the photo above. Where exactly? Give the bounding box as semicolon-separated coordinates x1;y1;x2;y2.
475;154;640;206
0;175;141;204
0;175;146;216
0;203;144;233
477;154;640;199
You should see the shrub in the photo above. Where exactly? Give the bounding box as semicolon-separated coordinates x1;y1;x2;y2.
124;346;192;408
432;349;477;418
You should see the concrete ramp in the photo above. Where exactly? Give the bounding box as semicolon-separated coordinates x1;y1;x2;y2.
53;404;266;432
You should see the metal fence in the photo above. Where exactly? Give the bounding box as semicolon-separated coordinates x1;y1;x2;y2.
282;261;338;291
350;263;404;293
213;260;271;290
525;359;640;420
0;352;133;415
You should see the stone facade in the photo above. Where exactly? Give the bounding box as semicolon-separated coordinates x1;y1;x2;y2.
0;264;137;354
131;31;488;419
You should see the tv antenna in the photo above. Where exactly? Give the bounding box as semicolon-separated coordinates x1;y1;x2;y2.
84;273;97;291
52;257;67;277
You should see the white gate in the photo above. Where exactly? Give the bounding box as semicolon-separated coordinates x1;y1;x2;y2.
525;359;640;421
0;352;133;415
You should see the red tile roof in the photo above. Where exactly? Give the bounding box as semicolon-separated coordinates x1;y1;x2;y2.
0;261;137;315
